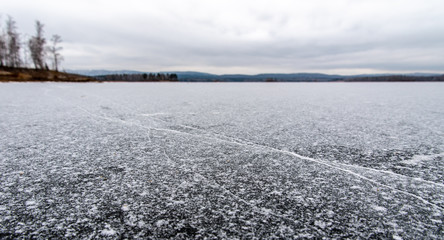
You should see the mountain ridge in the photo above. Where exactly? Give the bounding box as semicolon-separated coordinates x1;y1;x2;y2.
67;69;442;77
67;69;444;82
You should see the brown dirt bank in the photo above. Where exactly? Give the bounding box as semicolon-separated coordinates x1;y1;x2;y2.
0;67;97;82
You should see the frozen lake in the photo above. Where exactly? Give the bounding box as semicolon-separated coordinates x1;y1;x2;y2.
0;82;443;239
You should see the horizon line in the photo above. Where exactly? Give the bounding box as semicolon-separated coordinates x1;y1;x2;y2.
65;69;444;77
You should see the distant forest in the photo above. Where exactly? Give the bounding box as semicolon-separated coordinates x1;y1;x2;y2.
95;73;178;82
343;75;444;82
92;72;444;82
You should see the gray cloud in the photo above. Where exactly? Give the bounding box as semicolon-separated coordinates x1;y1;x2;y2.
2;0;444;74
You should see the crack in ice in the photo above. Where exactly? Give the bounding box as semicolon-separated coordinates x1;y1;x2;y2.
51;89;444;212
176;124;444;188
155;127;444;211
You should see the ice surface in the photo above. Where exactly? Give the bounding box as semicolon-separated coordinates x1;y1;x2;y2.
0;82;443;239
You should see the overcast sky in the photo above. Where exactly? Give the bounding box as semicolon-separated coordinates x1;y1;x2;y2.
2;0;444;74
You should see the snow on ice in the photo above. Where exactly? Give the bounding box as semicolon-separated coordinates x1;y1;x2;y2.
0;82;443;239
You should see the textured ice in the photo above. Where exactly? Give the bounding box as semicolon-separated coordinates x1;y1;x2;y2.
0;82;443;239
402;153;444;166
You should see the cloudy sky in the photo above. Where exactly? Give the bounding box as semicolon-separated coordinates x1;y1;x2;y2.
2;0;444;74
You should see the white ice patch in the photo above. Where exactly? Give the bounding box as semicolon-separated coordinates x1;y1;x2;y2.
372;205;387;213
156;219;168;228
140;191;148;196
269;190;282;196
314;220;326;229
141;113;167;117
138;220;146;228
25;200;36;207
402;153;444;165
393;235;403;240
121;204;130;212
101;224;116;236
178;181;192;189
169;200;185;205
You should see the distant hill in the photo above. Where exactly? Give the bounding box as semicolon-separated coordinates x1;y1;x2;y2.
63;69;444;82
66;69;144;76
173;72;444;82
343;75;444;82
0;67;95;82
180;73;344;82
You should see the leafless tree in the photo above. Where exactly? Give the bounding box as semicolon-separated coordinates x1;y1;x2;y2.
28;20;46;69
0;36;5;67
6;16;21;67
48;34;63;71
0;21;7;67
21;33;31;68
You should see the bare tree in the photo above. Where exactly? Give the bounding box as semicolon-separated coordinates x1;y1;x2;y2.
6;16;21;67
28;20;46;69
48;34;63;71
21;34;30;68
0;23;6;67
0;36;5;67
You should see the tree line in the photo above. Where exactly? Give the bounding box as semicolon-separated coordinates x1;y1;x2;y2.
344;75;444;82
96;73;178;82
0;16;63;71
